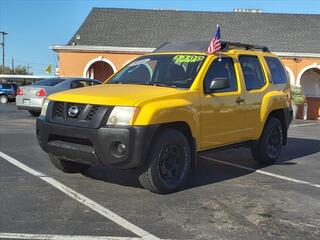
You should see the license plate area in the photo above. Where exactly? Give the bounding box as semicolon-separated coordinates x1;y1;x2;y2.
23;99;31;105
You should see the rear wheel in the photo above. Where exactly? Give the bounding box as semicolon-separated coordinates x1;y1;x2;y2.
0;95;8;104
251;118;283;165
49;154;90;173
138;128;191;194
29;110;40;117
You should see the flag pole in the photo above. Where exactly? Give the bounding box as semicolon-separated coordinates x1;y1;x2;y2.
206;24;222;58
217;24;222;61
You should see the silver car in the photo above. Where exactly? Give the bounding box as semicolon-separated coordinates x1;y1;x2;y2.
16;77;101;116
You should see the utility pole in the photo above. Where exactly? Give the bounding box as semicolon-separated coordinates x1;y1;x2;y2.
27;64;31;74
11;58;14;74
0;31;8;74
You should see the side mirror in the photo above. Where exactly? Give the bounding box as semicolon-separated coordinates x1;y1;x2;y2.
204;77;230;94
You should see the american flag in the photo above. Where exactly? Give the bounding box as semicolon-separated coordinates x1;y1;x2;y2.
206;25;221;54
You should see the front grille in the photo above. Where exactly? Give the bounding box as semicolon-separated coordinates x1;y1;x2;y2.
66;103;85;120
86;105;99;121
52;102;103;122
55;102;64;118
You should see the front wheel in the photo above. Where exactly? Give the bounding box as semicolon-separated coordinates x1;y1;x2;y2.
49;154;90;173
0;95;8;104
251;118;283;165
138;128;191;194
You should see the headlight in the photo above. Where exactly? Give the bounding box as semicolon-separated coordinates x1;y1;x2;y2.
40;99;50;117
106;106;138;126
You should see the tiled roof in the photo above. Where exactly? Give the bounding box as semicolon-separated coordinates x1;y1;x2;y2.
68;8;320;53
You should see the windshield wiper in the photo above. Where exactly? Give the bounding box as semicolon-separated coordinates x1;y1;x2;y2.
136;82;177;88
108;81;177;88
151;82;177;88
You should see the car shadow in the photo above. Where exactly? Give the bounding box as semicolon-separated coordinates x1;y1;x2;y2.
84;166;141;188
83;137;320;192
277;137;320;162
183;137;320;191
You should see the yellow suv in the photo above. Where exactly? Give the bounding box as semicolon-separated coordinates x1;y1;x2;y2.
37;41;292;194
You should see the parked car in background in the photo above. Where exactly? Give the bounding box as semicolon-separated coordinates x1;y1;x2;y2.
16;77;101;116
0;83;18;103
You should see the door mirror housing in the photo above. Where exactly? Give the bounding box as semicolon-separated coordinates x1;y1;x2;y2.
204;77;230;94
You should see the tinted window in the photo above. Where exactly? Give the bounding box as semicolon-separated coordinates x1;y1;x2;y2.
204;57;238;93
239;55;266;90
33;78;65;86
2;84;12;89
265;57;288;84
71;80;88;89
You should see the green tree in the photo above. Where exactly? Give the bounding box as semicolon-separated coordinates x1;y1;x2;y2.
291;86;306;104
0;66;11;74
0;65;32;75
14;65;32;75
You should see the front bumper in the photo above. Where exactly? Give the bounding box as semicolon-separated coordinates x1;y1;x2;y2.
36;117;158;169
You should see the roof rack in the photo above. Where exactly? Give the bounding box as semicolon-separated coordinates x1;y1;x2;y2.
153;41;270;53
221;41;270;52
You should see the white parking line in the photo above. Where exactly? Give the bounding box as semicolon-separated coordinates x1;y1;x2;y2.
290;123;318;128
200;156;320;189
0;233;142;240
0;151;159;240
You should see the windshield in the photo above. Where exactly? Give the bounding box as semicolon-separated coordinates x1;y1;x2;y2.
107;54;206;89
33;78;65;86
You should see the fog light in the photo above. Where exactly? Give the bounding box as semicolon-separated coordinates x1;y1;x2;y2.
117;143;127;154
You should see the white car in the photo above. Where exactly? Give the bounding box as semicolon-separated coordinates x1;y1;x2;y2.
16;77;101;116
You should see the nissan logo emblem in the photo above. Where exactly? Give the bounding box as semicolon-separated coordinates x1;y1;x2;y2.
68;106;79;117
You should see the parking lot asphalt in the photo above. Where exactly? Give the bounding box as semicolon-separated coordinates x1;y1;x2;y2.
0;102;319;240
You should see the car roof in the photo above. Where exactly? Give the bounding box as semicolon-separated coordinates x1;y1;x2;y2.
153;41;270;54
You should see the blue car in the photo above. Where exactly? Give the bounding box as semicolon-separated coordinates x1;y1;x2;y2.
0;83;18;104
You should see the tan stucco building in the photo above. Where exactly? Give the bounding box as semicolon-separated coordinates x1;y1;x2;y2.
52;8;320;120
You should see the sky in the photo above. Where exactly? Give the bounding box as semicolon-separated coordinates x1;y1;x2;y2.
0;0;320;75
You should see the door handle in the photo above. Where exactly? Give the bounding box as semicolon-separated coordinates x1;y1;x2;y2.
235;97;245;104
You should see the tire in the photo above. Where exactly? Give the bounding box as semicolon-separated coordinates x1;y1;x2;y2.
29;110;40;117
49;154;90;173
251;118;283;165
138;128;191;194
0;95;8;104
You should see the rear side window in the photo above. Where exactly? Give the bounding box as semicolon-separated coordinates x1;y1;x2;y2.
239;55;266;90
1;84;12;89
33;78;65;86
71;80;89;89
264;57;288;84
204;57;238;93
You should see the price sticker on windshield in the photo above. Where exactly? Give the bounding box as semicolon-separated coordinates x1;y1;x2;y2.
173;55;205;64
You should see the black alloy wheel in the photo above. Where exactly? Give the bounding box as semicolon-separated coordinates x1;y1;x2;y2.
159;144;185;184
266;125;282;159
138;128;191;194
251;117;283;165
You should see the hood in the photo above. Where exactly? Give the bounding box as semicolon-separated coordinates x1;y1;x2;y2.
48;84;189;106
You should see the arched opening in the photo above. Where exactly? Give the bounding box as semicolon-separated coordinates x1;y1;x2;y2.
285;66;295;86
300;68;320;120
83;57;117;82
86;61;114;82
